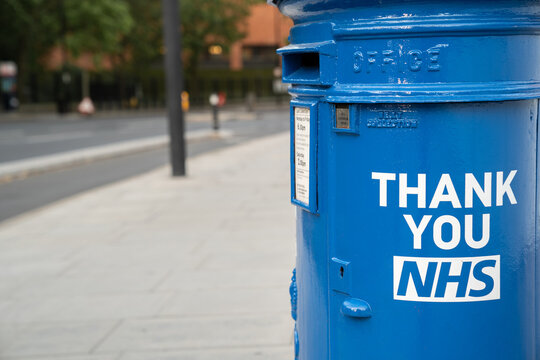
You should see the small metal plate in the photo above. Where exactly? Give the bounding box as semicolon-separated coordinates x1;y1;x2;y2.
335;105;350;129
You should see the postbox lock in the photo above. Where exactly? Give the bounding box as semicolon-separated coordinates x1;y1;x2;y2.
331;257;351;294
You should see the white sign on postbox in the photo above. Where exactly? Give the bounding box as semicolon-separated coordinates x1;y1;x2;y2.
372;171;518;303
294;107;311;206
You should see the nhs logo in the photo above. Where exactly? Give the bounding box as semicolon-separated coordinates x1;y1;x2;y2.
393;256;500;302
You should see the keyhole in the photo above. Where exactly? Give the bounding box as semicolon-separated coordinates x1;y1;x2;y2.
340;266;344;278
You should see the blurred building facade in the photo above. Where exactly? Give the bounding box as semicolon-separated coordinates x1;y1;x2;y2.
230;4;292;70
200;4;292;71
13;3;293;111
169;3;293;106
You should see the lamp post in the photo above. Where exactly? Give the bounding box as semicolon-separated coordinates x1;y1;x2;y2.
162;0;186;176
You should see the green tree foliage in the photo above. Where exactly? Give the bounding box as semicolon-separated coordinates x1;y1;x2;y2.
122;0;263;74
1;0;262;70
0;0;57;72
0;0;263;100
0;0;133;63
122;0;164;71
179;0;261;73
0;0;133;100
62;0;133;59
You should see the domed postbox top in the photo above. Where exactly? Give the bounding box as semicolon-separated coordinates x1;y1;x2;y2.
269;0;540;24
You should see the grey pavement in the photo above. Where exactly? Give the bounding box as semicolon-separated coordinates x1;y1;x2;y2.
0;132;295;359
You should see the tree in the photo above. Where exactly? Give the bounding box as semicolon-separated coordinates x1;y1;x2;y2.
62;0;133;60
0;0;59;99
122;0;164;72
0;0;264;103
122;0;263;74
0;0;133;101
61;0;134;100
180;0;262;74
0;0;133;62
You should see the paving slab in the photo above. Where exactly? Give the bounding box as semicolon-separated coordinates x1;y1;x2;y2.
0;321;118;358
3;355;118;360
96;314;292;353
119;346;292;360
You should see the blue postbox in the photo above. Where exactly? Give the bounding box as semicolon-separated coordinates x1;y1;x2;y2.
272;1;540;359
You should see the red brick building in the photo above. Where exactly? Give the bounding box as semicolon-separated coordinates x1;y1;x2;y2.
229;3;293;70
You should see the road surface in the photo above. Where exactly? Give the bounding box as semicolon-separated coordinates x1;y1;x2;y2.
0;109;289;222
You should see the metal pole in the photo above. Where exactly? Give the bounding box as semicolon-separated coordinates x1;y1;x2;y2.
162;0;186;176
212;105;219;130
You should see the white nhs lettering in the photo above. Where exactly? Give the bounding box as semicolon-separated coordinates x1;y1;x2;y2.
371;171;517;209
393;256;500;302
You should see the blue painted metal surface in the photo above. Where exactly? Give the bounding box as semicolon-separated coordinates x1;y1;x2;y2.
273;1;540;359
290;268;298;321
341;297;372;318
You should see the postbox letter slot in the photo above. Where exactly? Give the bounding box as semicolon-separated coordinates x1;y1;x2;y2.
282;52;320;84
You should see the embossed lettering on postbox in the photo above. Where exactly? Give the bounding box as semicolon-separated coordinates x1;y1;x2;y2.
353;44;448;74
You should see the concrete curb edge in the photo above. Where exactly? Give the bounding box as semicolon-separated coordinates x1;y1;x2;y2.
0;129;232;183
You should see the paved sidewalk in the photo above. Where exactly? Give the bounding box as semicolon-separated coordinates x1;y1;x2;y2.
0;132;295;360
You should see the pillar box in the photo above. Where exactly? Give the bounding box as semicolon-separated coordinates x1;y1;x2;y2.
272;1;540;359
